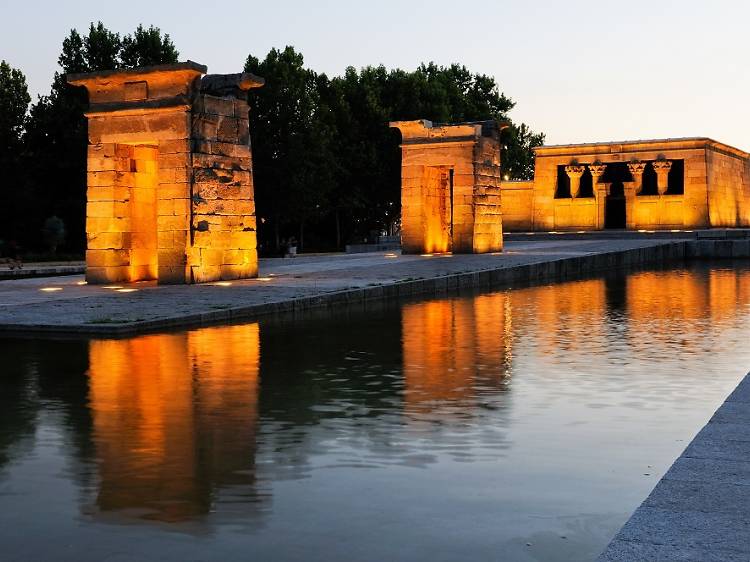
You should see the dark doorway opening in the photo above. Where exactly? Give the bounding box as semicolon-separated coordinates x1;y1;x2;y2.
602;163;631;229
605;181;626;229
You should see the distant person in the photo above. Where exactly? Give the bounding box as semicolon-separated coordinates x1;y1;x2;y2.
287;237;298;258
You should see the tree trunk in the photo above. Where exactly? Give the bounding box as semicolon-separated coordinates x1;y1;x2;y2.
299;219;305;253
335;208;341;250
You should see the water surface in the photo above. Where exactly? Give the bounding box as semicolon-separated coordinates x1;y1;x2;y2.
2;262;750;561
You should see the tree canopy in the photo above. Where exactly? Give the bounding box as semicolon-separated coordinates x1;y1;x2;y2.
0;60;31;251
0;28;543;256
15;22;179;254
245;47;545;252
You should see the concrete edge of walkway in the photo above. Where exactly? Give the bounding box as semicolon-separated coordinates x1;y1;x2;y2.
0;241;688;337
0;264;86;280
597;371;750;562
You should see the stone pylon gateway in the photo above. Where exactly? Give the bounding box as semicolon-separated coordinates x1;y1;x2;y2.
68;61;263;284
389;119;506;254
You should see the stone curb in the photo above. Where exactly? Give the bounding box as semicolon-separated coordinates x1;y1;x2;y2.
0;241;687;337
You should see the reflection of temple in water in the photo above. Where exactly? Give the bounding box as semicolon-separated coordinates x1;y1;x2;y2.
511;265;750;363
402;293;513;413
85;324;262;524
3;263;750;533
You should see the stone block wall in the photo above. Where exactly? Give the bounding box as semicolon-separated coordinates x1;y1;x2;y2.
706;145;750;227
527;138;745;231
390;120;505;254
472;136;503;252
190;95;257;282
498;180;534;231
69;62;263;284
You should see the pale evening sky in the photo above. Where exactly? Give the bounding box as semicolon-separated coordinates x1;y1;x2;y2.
1;0;747;149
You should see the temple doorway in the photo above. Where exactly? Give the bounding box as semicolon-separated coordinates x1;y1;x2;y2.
605;181;626;229
422;166;454;253
602;162;630;229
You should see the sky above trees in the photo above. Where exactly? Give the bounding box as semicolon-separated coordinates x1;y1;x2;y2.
1;0;748;149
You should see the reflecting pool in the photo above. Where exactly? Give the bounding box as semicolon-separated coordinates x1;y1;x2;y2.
2;262;750;561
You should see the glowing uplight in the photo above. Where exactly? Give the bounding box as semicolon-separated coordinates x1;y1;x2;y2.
116;288;138;293
385;253;398;258
420;253;434;257
212;281;233;287
76;281;88;286
40;287;63;292
256;277;274;282
102;285;124;290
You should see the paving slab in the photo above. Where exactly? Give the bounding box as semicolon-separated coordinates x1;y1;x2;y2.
0;239;685;336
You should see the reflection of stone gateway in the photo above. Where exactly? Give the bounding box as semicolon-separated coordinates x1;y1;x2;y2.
68;62;263;284
390;120;507;254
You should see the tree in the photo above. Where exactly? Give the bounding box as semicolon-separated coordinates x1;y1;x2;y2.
244;47;336;252
21;22;179;253
0;60;31;247
242;50;546;252
121;25;179;68
42;216;66;253
502;123;545;180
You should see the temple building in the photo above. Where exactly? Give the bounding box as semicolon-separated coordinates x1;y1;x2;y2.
390;119;506;254
501;138;750;231
68;61;262;284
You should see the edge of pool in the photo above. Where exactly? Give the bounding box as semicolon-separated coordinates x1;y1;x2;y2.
597;371;750;561
0;241;689;337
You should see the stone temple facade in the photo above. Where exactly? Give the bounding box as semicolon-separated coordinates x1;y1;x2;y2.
390;120;506;254
501;137;750;231
68;61;262;284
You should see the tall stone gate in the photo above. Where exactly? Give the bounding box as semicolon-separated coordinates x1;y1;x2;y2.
390;120;506;254
68;61;263;284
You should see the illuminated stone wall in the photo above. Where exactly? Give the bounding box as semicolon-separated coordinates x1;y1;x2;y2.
86;324;261;522
498;180;534;231
68;62;262;284
390;120;505;254
502;138;750;231
706;145;750;227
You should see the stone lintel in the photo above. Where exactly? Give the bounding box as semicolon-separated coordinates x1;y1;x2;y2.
67;60;207;86
67;61;207;111
200;73;265;98
83;97;192;117
390;119;509;144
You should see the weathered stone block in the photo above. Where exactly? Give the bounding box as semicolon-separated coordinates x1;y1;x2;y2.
71;63;261;284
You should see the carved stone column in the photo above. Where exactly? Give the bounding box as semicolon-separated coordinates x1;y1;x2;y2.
652;160;672;195
565;164;586;198
627;160;647;195
589;163;607;229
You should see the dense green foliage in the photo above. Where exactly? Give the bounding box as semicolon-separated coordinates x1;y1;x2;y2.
0;23;178;256
0;27;543;256
246;47;545;252
0;60;30;254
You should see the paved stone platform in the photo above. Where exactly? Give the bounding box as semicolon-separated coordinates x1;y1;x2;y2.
0;239;687;336
598;372;750;562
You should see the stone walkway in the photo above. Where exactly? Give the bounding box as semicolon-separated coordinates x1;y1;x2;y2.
598;372;750;562
0;239;686;335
